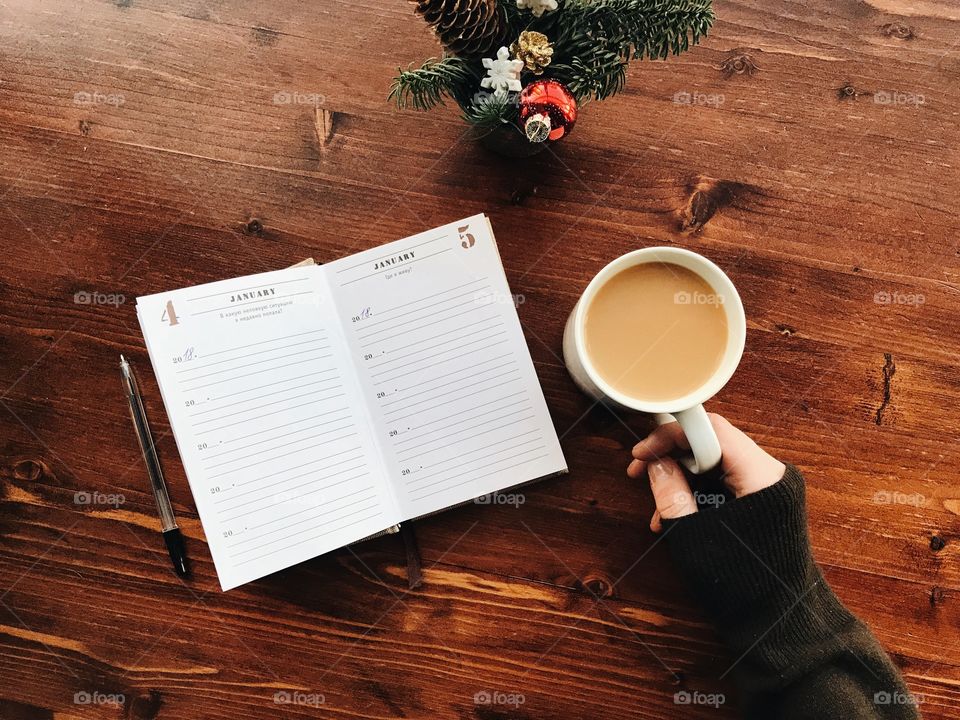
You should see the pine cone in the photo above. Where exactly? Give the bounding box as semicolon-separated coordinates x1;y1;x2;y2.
511;30;553;74
412;0;507;58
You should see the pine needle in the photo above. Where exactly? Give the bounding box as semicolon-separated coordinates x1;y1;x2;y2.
389;56;479;111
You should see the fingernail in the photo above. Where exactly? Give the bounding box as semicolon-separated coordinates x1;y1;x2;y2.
627;459;641;476
649;460;666;481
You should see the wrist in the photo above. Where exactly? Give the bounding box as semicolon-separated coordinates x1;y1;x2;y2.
661;465;857;677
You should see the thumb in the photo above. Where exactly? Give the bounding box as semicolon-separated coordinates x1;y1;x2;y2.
649;457;698;521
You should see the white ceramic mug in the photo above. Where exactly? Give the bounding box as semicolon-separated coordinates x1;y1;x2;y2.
562;247;746;474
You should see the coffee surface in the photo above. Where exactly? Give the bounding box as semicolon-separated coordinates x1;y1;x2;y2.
583;262;728;402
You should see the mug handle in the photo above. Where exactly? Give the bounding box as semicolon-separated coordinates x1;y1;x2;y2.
654;406;721;474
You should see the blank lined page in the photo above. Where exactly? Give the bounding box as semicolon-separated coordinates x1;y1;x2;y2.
326;215;567;519
136;267;399;590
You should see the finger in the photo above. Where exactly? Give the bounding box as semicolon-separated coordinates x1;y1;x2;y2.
627;458;645;479
650;509;662;533
632;421;690;461
707;414;785;497
648;457;698;520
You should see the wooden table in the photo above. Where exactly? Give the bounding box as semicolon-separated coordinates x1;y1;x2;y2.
1;1;958;718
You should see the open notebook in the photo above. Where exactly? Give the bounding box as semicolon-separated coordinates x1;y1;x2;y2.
136;215;567;590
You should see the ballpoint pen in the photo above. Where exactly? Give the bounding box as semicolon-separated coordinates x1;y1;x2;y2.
120;354;189;577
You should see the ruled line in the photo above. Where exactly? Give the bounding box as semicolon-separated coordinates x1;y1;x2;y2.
372;340;511;386
381;362;516;407
203;414;353;460
386;376;522;423
401;396;528;437
394;354;514;394
357;285;490;332
234;508;384;565
354;279;486;318
394;398;531;445
359;303;490;347
228;446;363;491
228;492;379;547
407;446;546;493
227;472;370;516
201;369;338;404
359;297;493;342
192;387;345;427
200;329;325;356
177;338;329;373
217;464;370;515
190;378;342;418
193;290;316;315
341;248;453;286
203;423;356;470
405;433;542;485
207;431;358;479
194;395;347;434
215;453;365;505
383;370;520;417
179;347;332;382
181;357;338;390
370;331;508;379
407;453;549;502
357;286;490;333
229;501;380;555
366;317;502;369
214;407;353;448
222;472;372;523
396;412;535;460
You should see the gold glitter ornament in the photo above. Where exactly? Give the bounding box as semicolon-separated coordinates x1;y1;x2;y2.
510;31;554;75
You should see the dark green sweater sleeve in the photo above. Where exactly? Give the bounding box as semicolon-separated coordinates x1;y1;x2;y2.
661;465;920;720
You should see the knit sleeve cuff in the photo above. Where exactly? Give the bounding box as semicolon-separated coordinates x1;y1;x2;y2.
661;465;858;679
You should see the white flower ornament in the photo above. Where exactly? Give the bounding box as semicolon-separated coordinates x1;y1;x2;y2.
516;0;558;18
481;47;523;93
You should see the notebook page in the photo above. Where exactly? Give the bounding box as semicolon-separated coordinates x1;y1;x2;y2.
325;215;567;520
136;267;400;590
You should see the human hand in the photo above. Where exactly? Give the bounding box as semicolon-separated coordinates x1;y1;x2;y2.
626;414;786;532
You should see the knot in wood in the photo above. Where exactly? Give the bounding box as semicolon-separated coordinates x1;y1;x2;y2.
718;50;759;77
880;22;913;40
12;458;53;482
577;573;615;599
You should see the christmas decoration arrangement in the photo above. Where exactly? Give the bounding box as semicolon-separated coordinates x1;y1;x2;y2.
390;0;714;156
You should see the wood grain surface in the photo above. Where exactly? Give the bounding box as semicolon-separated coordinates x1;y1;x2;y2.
1;0;958;718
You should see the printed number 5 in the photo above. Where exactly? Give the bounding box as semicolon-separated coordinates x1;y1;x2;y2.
458;225;475;249
161;300;180;326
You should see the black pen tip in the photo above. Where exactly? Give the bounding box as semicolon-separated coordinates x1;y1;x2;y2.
163;528;190;578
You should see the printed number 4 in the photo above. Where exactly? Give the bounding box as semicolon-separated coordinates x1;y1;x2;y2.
458;225;475;249
161;300;180;326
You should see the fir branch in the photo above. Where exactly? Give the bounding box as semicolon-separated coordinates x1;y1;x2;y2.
462;91;520;130
554;0;714;62
549;51;627;101
389;56;479;111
